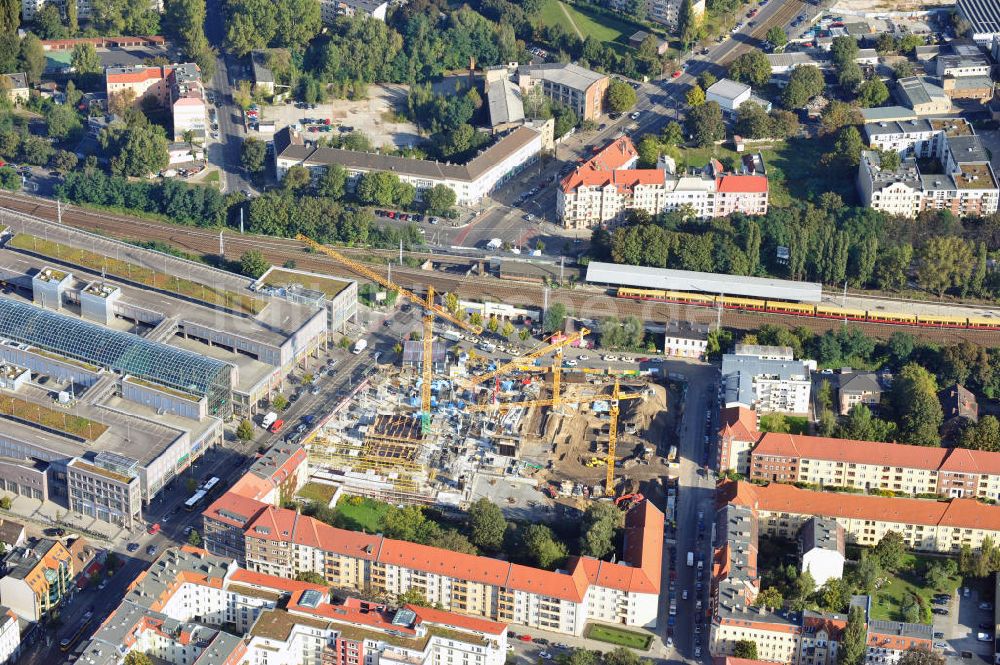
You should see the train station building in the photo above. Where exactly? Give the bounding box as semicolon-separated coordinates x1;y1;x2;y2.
0;209;355;519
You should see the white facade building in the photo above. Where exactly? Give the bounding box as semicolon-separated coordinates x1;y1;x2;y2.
274;126;542;205
799;517;846;587
722;353;813;414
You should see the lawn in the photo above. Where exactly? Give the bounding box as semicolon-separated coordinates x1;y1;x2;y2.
539;0;647;53
759;414;809;435
335;496;390;533
297;482;338;506
676;134;858;208
584;623;653;650
867;553;961;623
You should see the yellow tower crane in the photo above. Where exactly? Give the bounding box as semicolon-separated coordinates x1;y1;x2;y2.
296;235;482;431
464;377;646;495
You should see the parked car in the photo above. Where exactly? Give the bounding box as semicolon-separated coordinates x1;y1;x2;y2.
146;545;157;556
932;608;949;616
126;543;139;552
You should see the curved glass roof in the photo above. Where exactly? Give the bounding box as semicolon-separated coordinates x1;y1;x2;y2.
0;297;233;414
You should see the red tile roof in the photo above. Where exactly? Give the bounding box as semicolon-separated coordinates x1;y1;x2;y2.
410;604;508;635
202;491;268;529
244;502;663;600
716;174;768;193
722;480;1000;531
561;168;667;193
752;432;950;470
231;568;328;594
720;406;760;442
752;432;1000;477
560;136;640;192
106;66;168;85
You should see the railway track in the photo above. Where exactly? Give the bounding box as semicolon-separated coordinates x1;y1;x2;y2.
1;193;999;345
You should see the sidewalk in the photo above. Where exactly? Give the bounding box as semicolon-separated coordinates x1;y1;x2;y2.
0;493;127;546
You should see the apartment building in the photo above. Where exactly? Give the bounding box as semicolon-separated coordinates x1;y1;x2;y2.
0;538;73;621
105;63;207;141
22;0;90;21
937;53;992;78
863;118;973;159
206;490;662;636
717;406;761;476
836;372;883;416
748;431;1000;500
202;443;307;561
557;138;768;228
721;354;812;414
663;320;709;359
721;480;1000;553
516;63;609;122
641;0;704;29
274;125;542;205
75;545;507;665
858;132;1000;218
865;620;934;665
319;0;388;23
67;453;143;531
0;607;20;665
2;74;27;107
799;611;847;665
799;517;845;586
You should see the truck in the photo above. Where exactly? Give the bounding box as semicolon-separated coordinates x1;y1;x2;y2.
261;411;278;429
478;342;497;353
442;330;462;342
687;551;694;567
353;339;368;354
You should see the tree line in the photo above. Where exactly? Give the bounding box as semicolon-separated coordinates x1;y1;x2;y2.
593;195;1000;300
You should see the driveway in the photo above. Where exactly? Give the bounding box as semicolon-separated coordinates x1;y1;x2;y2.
939;586;995;665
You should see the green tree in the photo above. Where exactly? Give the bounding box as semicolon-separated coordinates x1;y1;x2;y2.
837;403;896;442
959;415;1000;452
686;84;705;107
71;42;101;74
662;120;683;147
236;418;255;441
897;648;945;665
781;65;824;108
241;137;267;173
356;171;400;206
398;587;429;607
766;25;787;48
916;235;973;297
820;577;850;612
317;164;347;199
295;571;327;585
187;529;202;546
544;302;567;332
34;4;66;39
124;653;154;665
18;135;53;166
893;60;915;79
239;249;269;278
734;101;773;139
501;320;515;338
874;531;906;571
0;166;17;191
46;104;82;141
821;100;862;134
52;149;78;173
857;77;890;107
891;363;943;446
424;184;457;215
468;498;506;551
636;134;661;168
832;125;864;167
728;49;771;87
106;123;169;177
603;649;639;665
839;605;867;665
273;0;321;50
521;524;568;569
283;165;311;191
0;0;19;34
604;79;637;114
19;34;45;82
676;0;698;47
733;640;758;659
685;101;725;147
838;61;864;91
830;35;860;67
698;71;717;91
754;586;783;610
580;502;622;559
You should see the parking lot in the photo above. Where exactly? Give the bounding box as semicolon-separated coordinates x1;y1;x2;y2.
935;585;997;665
258;84;420;149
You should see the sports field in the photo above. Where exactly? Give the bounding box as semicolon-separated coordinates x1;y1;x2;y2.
539;0;646;49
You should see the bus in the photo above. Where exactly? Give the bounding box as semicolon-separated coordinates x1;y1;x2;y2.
184;489;207;511
60;613;93;651
200;476;221;496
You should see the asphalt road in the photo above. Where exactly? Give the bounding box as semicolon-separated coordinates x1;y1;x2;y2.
203;0;254;197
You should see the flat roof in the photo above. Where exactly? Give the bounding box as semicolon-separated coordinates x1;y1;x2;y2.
585;261;822;302
517;62;606;92
260;267;352;298
959;0;1000;37
706;78;751;101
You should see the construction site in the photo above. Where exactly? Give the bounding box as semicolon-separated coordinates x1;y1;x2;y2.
296;236;680;521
